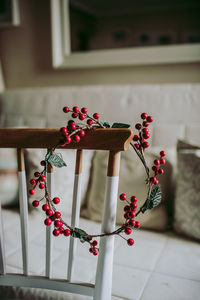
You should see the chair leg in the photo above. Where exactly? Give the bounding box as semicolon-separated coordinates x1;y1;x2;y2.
94;151;121;300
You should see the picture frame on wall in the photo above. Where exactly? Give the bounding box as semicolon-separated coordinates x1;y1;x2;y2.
0;0;20;27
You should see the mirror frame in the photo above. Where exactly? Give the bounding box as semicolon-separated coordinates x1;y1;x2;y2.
51;0;200;69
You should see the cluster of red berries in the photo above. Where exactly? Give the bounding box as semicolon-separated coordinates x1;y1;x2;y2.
32;195;71;237
133;112;153;150
89;239;99;256
119;193;141;247
150;151;166;185
29;171;46;196
60;106;100;146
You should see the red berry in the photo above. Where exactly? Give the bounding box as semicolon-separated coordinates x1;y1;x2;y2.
154;179;159;185
127;238;134;246
29;189;35;195
124;212;129;220
154;159;160;166
93;249;99;256
124;205;130;212
135;123;142;130
53;229;60;236
141;113;147;120
129;219;136;227
39;183;45;189
53;197;60;204
34;172;40;177
133;135;139;141
160;158;166;165
73;106;79;113
54;220;63;228
91;240;98;246
142;128;149;134
71;124;76;131
120;193;127;201
152;166;158;172
147;116;153;123
125;227;132;235
151;176;157;184
131;196;137;202
79;130;85;137
135;221;141;228
143;133;150;139
93;113;99;119
42;204;50;211
89;247;93;253
65;136;71;144
135;143;140;149
63;106;70;113
158;168;164;175
32;200;39;207
160;150;166;157
129;211;136;219
40;175;46;182
44;218;52;226
79;113;85;121
72;112;78;118
87;119;93;126
46;209;53;217
40;160;46;167
74;135;80;143
64;229;71;236
142;141;149;149
55;211;61;219
81;107;87;114
30;179;36;185
61;127;68;135
143;121;149;127
131;202;137;209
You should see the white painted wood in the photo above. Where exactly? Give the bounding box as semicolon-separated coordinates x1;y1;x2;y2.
50;0;64;67
67;173;82;281
94;176;119;300
62;0;71;56
46;171;54;278
0;202;6;275
0;274;94;296
50;0;200;68
12;0;20;26
18;171;29;276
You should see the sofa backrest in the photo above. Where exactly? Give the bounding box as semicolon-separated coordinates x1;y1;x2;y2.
0;84;200;148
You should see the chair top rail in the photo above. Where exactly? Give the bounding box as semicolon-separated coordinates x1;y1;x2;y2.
0;128;134;151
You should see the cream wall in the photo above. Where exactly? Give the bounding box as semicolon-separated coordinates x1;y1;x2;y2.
0;0;199;89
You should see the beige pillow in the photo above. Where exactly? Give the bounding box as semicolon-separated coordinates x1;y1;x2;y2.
174;140;200;240
81;149;172;231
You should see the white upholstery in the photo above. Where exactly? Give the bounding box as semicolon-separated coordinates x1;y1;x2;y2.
0;84;200;147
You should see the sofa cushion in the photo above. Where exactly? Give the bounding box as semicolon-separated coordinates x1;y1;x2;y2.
81;149;173;230
174;140;200;240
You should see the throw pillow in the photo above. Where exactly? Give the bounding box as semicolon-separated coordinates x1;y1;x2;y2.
173;140;200;240
81;149;173;231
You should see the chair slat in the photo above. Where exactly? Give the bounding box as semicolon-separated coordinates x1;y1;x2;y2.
46;163;54;278
0;202;6;275
94;151;121;300
67;150;83;281
17;149;29;276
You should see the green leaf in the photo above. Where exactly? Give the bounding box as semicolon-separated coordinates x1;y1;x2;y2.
101;121;111;128
47;153;67;168
141;184;162;213
71;228;90;243
111;123;130;128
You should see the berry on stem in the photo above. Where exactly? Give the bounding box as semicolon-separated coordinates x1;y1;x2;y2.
64;229;71;236
46;209;53;217
127;238;134;246
135;221;141;228
143;121;149;127
30;179;36;185
39;183;45;189
74;135;80;143
160;158;166;165
34;172;40;177
93;113;99;119
133;135;139;141
79;130;85;137
125;227;132;235
40;160;46;166
142;141;149;149
120;193;127;201
147;116;153;123
29;189;35;195
63;106;69;113
55;211;61;219
65;136;71;144
87;119;93;126
79;113;85;121
42;204;50;211
53;229;60;236
41;175;46;182
53;197;60;204
154;159;160;166
131;196;137;202
135;123;142;130
32;200;39;207
44;218;52;226
158;168;164;175
81;107;87;114
73;106;79;113
141;113;147;120
160;150;166;157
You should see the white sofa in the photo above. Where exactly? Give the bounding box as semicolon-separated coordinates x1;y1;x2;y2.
0;85;200;300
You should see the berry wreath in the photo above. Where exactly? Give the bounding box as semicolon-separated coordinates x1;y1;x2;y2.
30;107;166;256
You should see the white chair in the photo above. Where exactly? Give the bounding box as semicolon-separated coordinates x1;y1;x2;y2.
0;128;133;299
